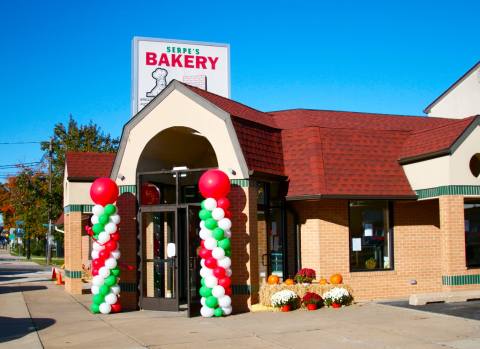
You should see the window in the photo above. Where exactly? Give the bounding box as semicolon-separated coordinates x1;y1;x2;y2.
465;201;480;268
349;200;393;271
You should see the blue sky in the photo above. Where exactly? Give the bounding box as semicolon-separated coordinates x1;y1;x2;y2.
0;0;479;176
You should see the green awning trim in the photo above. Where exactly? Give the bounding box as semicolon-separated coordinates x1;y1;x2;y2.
416;185;480;199
442;274;480;286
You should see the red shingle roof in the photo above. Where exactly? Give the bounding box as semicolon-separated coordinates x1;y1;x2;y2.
65;152;116;180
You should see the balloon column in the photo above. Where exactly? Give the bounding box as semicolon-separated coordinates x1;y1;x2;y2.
88;178;122;314
198;170;233;317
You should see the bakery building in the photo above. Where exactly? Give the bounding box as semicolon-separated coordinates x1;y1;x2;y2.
61;68;480;314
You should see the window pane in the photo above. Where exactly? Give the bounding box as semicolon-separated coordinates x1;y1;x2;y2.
269;208;283;278
465;201;480;268
349;200;392;271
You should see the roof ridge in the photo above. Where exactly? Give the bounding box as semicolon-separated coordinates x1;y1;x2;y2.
408;115;477;136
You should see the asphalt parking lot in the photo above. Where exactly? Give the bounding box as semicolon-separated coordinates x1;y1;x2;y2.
381;300;480;321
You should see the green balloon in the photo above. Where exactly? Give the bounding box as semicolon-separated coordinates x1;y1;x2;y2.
201;200;206;210
214;307;223;317
200;278;206;286
111;267;120;277
92;223;104;234
104;275;116;287
99;284;110;296
104;204;116;216
90;303;100;313
199;209;212;221
213;228;225;240
218;238;231;250
99;214;109;225
225;249;231;257
199;286;212;297
205;218;217;230
205;296;218;308
93;293;104;305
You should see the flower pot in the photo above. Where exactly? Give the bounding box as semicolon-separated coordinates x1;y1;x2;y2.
306;303;317;311
332;303;341;308
280;304;291;312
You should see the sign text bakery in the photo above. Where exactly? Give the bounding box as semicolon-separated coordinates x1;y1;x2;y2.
145;48;220;70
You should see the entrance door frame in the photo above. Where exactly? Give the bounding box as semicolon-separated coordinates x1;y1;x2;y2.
136;168;213;312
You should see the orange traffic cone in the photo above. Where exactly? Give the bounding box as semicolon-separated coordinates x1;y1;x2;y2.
56;271;63;285
51;267;57;280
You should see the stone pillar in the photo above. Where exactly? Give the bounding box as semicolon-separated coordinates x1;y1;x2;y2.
116;192;139;311
230;181;259;312
439;195;466;290
64;212;83;294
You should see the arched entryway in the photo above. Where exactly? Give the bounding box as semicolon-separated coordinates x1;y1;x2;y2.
136;127;218;315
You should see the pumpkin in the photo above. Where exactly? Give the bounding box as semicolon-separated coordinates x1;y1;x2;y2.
284;278;295;285
267;275;280;285
330;273;343;285
319;278;328;285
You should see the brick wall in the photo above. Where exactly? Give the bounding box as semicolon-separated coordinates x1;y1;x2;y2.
64;212;83;294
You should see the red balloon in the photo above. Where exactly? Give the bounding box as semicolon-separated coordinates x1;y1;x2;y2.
105;240;117;251
224;210;232;219
98;250;109;260
213;267;226;278
90;178;119;206
225;287;232;296
216;197;230;210
198;170;231;199
205;257;217;269
200;240;205;248
92;259;102;268
199;248;212;259
218;277;231;289
110;232;120;242
91;267;99;276
111;303;122;313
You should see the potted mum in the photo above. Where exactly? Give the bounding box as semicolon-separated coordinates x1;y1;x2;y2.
302;292;323;310
294;268;316;284
271;290;299;312
323;287;353;308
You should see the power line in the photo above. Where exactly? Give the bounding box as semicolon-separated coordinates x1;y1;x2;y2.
0;161;42;169
0;141;43;145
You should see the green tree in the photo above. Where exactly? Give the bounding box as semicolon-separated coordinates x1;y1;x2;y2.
41;115;119;221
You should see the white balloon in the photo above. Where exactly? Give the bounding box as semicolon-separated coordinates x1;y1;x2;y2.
200;306;214;317
97;231;110;244
92;275;104;286
217;256;231;269
92;204;104;216
105;293;117;305
91;250;100;259
222;306;232;315
199;228;212;240
218;218;232;231
211;207;225;220
200;297;206;306
99;266;110;278
99;302;111;314
204;275;218;288
199;220;206;229
200;267;213;278
105;257;117;269
91;215;99;225
110;285;120;295
91;285;100;295
93;242;104;251
212;247;225;260
204;237;217;250
109;214;121;225
224;230;232;238
104;223;117;234
111;249;121;260
203;198;217;211
218;295;232;307
212;285;225;298
225;268;232;277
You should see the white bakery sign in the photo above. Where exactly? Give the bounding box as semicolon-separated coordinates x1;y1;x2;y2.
132;37;230;115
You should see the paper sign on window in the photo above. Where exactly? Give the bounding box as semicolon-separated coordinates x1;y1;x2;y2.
364;223;373;237
352;238;362;251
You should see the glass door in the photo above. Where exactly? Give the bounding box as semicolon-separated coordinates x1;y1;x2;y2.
140;208;179;310
187;205;201;317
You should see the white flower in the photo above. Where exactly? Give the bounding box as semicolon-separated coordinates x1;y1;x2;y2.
271;290;298;307
323;287;351;303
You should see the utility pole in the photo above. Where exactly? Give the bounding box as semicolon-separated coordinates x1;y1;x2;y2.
46;138;53;264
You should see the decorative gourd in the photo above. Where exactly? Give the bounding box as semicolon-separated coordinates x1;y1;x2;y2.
330;274;343;285
319;278;328;285
267;275;280;285
284;278;295;285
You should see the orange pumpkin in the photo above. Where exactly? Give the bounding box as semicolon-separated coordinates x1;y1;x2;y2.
330;273;343;285
319;278;328;285
284;278;295;285
267;275;280;285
